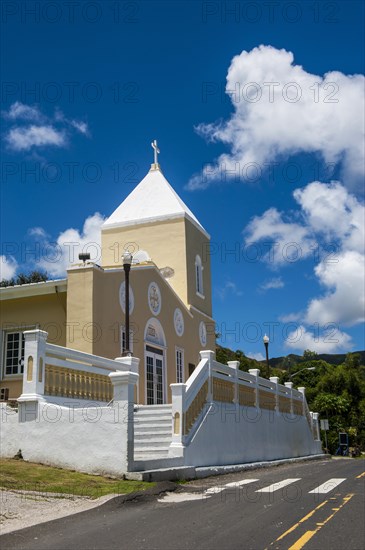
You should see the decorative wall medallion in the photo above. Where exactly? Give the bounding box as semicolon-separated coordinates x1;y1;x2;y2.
119;281;134;314
199;321;207;347
174;308;184;337
148;282;161;315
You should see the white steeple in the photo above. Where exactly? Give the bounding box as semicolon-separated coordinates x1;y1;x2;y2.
102;166;209;238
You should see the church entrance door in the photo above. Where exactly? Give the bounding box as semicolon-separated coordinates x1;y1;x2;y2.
145;345;164;405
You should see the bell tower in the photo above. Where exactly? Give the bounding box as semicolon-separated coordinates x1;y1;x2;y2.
100;143;212;317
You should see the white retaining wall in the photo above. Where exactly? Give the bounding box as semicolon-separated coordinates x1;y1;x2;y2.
0;401;131;477
183;402;322;467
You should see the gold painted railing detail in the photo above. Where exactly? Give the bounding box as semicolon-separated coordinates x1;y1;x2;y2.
279;396;292;414
45;365;113;402
213;378;234;403
184;381;208;435
292;399;304;416
259;389;276;411
238;385;256;407
303;399;316;436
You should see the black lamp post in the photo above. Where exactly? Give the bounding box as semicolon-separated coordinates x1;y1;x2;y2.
263;334;270;378
289;367;316;380
122;252;133;357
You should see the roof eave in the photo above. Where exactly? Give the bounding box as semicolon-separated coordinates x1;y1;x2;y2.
0;279;67;301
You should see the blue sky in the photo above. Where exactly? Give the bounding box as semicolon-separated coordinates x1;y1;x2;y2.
1;0;364;359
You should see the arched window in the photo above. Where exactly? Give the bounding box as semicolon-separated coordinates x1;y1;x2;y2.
195;255;204;297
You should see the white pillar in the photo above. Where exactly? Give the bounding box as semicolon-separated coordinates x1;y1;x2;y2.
169;383;186;457
200;350;215;402
109;361;139;472
18;330;48;402
249;368;260;408
298;386;306;416
312;412;320;440
228;361;239;405
270;376;279;414
115;356;140;374
284;381;294;414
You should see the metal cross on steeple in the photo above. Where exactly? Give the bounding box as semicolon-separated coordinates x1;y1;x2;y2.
151;140;160;165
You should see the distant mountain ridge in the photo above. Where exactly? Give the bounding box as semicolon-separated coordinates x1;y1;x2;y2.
264;351;365;370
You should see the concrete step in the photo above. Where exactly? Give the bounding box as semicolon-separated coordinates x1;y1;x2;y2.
135;415;171;422
134;448;171;459
133;405;173;461
135;405;172;414
134;423;171;433
135;439;171;449
134;430;171;441
135;417;171;425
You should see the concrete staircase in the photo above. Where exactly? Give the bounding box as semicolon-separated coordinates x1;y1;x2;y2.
134;404;173;461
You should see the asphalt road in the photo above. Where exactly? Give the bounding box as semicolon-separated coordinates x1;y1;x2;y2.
1;458;364;550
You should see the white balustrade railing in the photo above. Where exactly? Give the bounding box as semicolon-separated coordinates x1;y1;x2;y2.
19;330;132;404
170;351;319;452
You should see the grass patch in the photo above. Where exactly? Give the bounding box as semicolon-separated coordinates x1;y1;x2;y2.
0;459;154;498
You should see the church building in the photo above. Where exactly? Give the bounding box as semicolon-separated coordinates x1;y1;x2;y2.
0;144;215;405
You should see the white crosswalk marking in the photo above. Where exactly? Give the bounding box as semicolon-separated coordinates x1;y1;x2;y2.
225;479;259;488
205;486;225;494
256;478;301;493
159;476;348;504
309;478;346;494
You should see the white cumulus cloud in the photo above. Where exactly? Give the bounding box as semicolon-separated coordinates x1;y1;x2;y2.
216;280;243;300
245;208;315;265
5;125;66;151
285;325;353;354
188;45;364;190
0;255;18;281
306;250;365;327
33;213;105;277
244;180;364;348
247;352;265;361
3;102;89;152
259;277;285;292
3;101;43;121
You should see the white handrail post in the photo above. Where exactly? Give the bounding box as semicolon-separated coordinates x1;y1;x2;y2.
200;350;215;403
228;361;239;406
18;330;48;402
298;386;306;416
169;383;186;457
270;376;279;414
284;381;293;415
312;412;320;440
109;357;139;472
248;368;260;409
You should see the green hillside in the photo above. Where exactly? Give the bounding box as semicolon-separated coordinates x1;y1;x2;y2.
216;345;365;454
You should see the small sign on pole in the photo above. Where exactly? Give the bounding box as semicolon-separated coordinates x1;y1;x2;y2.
320;419;329;431
320;419;329;452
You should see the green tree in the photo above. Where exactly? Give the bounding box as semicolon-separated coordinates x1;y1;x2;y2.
0;270;49;287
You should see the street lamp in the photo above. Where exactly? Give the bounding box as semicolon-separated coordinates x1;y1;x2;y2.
289;367;316;379
122;252;133;357
263;334;270;378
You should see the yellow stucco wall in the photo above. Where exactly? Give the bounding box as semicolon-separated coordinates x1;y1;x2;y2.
66;267;96;353
184;218;212;317
101;216;212;317
0;291;67;399
67;264;215;404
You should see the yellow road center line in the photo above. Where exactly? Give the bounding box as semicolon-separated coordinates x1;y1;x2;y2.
274;500;328;542
356;471;365;479
288;494;354;550
289;530;316;550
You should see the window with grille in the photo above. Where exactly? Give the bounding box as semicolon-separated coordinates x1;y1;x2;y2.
176;348;184;383
195;255;204;297
4;332;25;376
